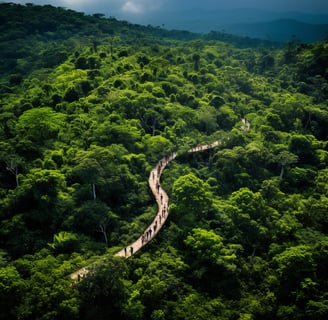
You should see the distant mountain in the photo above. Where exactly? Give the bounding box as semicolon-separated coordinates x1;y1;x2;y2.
134;8;328;43
225;19;328;43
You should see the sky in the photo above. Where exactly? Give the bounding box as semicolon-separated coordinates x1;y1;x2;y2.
8;1;328;21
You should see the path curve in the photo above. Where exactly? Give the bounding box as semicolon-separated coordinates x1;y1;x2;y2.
71;141;219;280
115;151;177;258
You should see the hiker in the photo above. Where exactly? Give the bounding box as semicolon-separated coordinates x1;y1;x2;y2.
130;246;133;256
162;204;166;217
124;247;127;256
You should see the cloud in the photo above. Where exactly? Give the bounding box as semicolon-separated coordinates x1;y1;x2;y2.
122;1;143;14
60;0;89;4
54;0;164;16
121;0;163;15
7;0;328;17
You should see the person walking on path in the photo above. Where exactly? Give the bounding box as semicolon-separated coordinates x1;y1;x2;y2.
115;143;216;259
70;142;220;280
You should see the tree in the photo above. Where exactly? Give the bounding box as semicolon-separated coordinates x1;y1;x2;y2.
192;53;200;71
92;118;143;151
73;154;103;200
13;251;79;320
5;156;21;187
314;169;328;196
184;227;240;297
78;257;129;319
123;247;188;318
184;228;238;271
3;167;70;249
148;57;169;79
143;134;173;164
73;200;118;244
72;145;127;201
0;265;26;320
288;134;318;165
173;292;227;320
0;142;23;187
64;87;80;102
171;173;213;226
273;245;316;302
195;105;218;134
228;187;275;249
15;107;65;142
271;150;298;181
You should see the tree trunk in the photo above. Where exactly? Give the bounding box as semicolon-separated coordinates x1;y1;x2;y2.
6;164;19;187
279;165;285;182
15;170;19;187
152;118;156;136
99;224;108;245
250;245;257;264
92;183;96;200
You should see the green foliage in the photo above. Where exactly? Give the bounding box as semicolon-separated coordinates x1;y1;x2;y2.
171;173;213;226
0;3;328;319
77;256;129;319
16;107;65;142
0;265;26;320
184;228;238;271
49;231;80;254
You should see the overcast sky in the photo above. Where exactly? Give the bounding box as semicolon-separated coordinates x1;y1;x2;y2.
9;1;328;20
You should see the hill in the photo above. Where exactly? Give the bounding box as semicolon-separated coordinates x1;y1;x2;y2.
0;3;328;320
226;19;328;43
140;8;328;43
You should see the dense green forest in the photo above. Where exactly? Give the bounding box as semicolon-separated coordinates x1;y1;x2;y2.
1;3;328;319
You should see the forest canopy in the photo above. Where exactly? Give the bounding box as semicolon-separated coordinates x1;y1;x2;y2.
0;3;328;320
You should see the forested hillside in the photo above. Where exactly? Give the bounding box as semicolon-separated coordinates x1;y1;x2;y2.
1;3;328;320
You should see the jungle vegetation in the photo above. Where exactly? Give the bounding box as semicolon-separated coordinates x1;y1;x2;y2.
0;3;328;320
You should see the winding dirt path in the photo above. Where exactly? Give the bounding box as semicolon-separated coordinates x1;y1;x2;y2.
70;141;219;280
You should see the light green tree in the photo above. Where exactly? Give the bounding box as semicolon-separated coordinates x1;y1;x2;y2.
16;107;65;141
171;173;213;225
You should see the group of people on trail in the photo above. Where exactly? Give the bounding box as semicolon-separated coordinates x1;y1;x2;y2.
156;180;160;193
140;190;167;246
124;246;134;257
141;227;153;244
123;154;175;258
73;146;218;279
